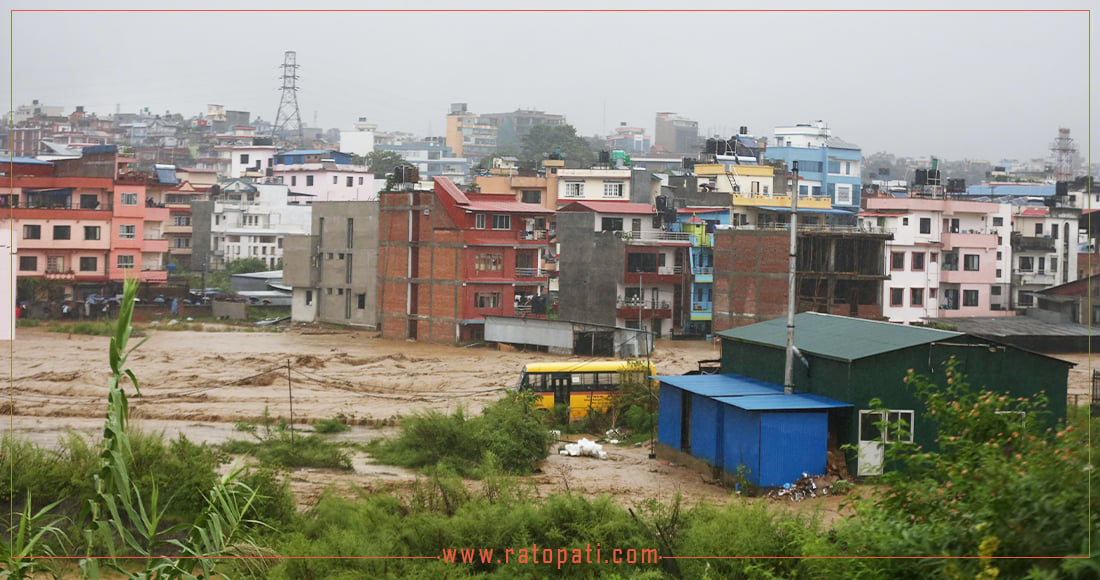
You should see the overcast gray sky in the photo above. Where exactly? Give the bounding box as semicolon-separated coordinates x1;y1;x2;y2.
4;1;1095;163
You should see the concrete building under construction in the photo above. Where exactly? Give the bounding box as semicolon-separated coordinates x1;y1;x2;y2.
711;228;892;332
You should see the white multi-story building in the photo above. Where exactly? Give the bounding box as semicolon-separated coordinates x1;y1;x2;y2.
339;118;376;157
863;198;1013;323
556;169;633;205
1010;205;1079;308
271;150;378;202
208;181;312;270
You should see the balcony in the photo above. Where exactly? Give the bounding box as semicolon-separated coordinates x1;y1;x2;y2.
164;223;193;234
1011;233;1056;252
514;267;551;279
143;236;170;253
517;229;549;242
616;230;693;244
616;298;672;321
1014;271;1058;287
941;231;997;250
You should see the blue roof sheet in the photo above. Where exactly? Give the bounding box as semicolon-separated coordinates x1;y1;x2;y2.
279;150;334;156
715;393;852;411
155;167;179;184
655;374;784;397
0;156;53;166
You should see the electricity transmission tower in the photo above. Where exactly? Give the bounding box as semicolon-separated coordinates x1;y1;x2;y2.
272;50;304;149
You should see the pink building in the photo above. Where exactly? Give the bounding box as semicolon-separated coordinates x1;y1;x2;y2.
862;197;1014;323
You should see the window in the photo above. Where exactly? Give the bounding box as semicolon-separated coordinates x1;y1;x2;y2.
996;251;1002;260
119;224;136;239
930;288;937;299
305;290;313;306
942;252;959;271
963;254;980;271
121;193;138;206
1019;256;1034;272
475;292;502;308
1019;294;1034;307
1034;223;1043;236
240;154;249;164
626;253;658;273
117;255;135;269
23;224;40;239
1038;257;1046;273
475;253;503;272
491;215;510;230
891;251;905;270
359;176;364;185
346;255;353;284
80;194;99;209
603;182;625;198
750;181;760;194
1051;258;1058;272
890;288;904;307
79;257;97;272
911;252;925;271
347;218;354;248
19;256;36;271
53;225;71;240
886;410;915;443
347;176;353;187
333;176;339;185
919;217;931;234
991;285;1002;296
306;175;314;186
475;214;486;229
1052;226;1059;240
902;217;909;226
992;216;1004;226
943;288;959;310
46;256;64;273
963;289;979;307
911;288;924;307
601;217;624;231
930;252;938;263
564;182;584;197
828;160;841;174
996;269;1002;278
835;184;852;205
291;175;297;186
357;294;366;309
521;190;541;204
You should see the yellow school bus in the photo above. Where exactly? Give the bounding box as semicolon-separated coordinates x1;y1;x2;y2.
515;360;656;420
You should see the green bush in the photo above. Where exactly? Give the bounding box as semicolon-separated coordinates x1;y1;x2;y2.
368;393;551;478
222;433;352;471
312;416;352;434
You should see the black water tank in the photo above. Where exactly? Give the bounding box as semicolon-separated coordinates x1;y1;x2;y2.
914;169;928;186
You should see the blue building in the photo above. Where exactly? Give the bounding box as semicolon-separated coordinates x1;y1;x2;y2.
666;208;729;337
274;150;353;166
765;122;862;216
656;374;851;487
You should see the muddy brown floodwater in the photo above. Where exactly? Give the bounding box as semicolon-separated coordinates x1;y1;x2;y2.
4;325;1089;518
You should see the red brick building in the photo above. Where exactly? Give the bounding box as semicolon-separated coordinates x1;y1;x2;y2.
379;177;554;343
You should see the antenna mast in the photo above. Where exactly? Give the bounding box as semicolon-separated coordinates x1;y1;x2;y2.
272;50;305;149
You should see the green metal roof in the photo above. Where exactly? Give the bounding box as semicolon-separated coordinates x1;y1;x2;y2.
716;312;964;362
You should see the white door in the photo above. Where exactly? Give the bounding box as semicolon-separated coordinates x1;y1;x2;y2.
857;410;885;476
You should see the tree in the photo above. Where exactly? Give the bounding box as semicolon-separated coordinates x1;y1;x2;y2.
520;124;595;167
364;150;407;175
224;257;270;275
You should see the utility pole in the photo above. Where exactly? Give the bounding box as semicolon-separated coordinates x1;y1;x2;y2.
784;161;799;395
637;269;644;356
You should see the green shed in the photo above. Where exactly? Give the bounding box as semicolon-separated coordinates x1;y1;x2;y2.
717;313;1071;476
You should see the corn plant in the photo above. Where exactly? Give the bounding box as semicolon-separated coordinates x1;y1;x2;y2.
80;277;269;579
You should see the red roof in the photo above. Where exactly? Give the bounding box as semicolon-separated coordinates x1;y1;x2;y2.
1020;208;1049;216
683;215;705;224
558;201;655;214
462;201;553;214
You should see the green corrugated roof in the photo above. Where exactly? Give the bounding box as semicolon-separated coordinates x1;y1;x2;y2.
716;313;964;362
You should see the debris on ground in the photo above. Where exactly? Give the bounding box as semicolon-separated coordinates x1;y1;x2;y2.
559;438;608;459
765;473;849;502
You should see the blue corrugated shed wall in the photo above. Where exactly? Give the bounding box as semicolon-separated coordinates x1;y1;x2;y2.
720;405;760;482
758;412;828;487
690;395;721;465
658;385;682;450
